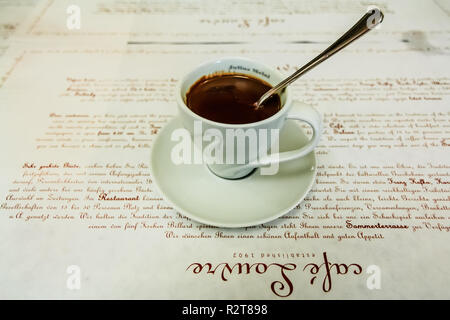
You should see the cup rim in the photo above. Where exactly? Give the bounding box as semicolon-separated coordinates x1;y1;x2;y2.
176;56;292;128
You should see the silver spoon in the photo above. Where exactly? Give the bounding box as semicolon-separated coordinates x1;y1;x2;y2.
255;8;384;108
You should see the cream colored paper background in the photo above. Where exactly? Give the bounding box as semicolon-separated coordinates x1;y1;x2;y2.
0;0;449;299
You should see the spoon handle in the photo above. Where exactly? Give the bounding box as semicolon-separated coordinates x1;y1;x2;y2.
256;9;384;107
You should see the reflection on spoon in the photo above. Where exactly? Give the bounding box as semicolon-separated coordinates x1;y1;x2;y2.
255;8;384;109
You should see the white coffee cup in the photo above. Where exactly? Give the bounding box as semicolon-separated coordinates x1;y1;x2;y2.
176;57;322;179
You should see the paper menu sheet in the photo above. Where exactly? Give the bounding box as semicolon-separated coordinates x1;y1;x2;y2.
0;0;41;57
0;0;449;299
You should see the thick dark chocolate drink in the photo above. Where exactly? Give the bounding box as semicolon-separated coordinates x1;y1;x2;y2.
186;73;281;124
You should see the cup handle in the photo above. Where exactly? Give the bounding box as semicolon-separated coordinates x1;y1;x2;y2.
208;101;322;179
255;101;322;167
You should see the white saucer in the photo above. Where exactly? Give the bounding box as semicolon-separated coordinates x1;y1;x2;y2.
150;117;316;228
